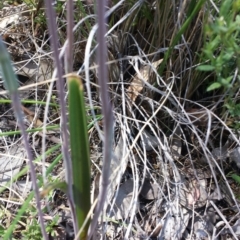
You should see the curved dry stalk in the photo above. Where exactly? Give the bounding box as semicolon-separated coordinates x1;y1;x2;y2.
87;1;114;238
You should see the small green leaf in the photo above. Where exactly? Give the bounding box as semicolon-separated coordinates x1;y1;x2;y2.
207;82;222;91
222;50;234;61
221;76;232;84
197;65;215;71
0;225;5;235
40;181;67;198
231;174;240;184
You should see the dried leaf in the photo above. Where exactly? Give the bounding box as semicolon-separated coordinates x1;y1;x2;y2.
229;147;240;168
140;179;159;200
141;129;160;151
108;179;137;220
222;219;240;236
159;202;190;239
106;137;129;210
179;178;208;208
127;59;163;105
15;59;52;82
12;180;32;199
22;105;43;128
0;145;25;184
0;13;19;29
170;125;182;161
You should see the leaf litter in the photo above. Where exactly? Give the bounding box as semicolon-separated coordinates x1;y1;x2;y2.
1;1;240;239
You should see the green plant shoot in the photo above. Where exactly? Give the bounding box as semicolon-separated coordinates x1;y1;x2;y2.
68;74;91;239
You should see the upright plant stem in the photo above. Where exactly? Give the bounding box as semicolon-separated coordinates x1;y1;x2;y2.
0;38;48;240
12;95;49;240
68;75;91;239
65;0;74;73
87;1;114;239
158;0;207;75
43;0;77;233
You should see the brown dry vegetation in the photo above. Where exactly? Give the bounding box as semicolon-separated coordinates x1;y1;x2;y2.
0;0;240;239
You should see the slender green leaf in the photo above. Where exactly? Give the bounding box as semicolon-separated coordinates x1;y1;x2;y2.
3;192;35;240
158;0;207;75
0;99;59;107
0;39;19;93
68;74;91;239
0;125;60;137
0;144;61;194
40;181;67;198
197;65;215;71
3;147;62;239
207;82;222;91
